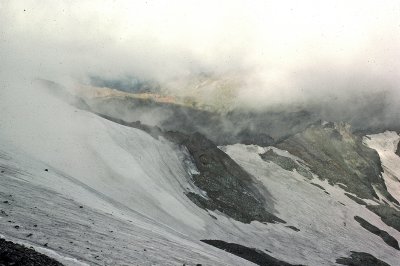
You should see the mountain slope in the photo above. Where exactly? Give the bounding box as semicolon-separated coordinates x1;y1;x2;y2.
1;83;399;265
275;122;397;203
223;144;400;266
0;85;258;265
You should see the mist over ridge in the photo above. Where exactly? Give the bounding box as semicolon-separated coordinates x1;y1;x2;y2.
1;1;399;109
0;1;399;145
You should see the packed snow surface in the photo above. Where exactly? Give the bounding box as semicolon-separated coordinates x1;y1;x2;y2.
364;131;400;203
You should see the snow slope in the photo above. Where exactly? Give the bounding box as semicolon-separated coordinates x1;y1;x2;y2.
1;83;399;265
364;131;400;204
223;145;400;265
0;84;254;265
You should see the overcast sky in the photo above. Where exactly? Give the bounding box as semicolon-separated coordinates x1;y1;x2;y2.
1;0;399;107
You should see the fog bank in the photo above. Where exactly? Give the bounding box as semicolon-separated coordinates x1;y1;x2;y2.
1;1;399;112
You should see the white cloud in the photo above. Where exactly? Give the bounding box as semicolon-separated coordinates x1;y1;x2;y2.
1;0;399;107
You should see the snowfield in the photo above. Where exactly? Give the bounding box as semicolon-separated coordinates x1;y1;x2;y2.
0;84;399;265
223;144;400;265
0;85;254;265
364;131;400;204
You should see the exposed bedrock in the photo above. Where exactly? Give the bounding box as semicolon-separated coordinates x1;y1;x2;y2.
336;251;391;266
276;122;398;204
201;240;303;266
354;216;399;250
165;131;285;224
0;238;63;266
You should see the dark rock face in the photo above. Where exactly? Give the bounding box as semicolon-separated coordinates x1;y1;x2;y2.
354;216;399;250
366;205;400;232
259;150;313;179
344;193;367;206
276;122;397;203
165;131;284;224
0;238;63;266
201;240;303;266
235;131;275;147
310;183;326;191
285;226;300;232
336;251;391;266
396;141;400;157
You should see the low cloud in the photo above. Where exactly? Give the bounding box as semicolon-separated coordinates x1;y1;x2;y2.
1;0;399;119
